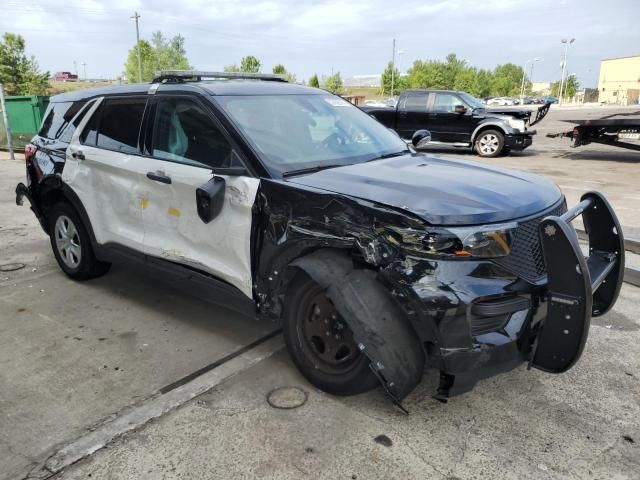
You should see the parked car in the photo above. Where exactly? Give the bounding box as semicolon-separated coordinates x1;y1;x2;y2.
544;96;559;104
361;89;550;157
487;96;515;106
16;72;624;406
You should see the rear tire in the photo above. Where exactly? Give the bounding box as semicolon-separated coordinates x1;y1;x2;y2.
283;272;378;396
48;202;111;280
475;129;505;157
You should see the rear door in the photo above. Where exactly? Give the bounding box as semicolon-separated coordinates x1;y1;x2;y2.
396;92;430;139
140;95;259;298
64;96;150;252
428;92;476;143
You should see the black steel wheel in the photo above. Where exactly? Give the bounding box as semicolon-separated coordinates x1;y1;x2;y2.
283;272;378;396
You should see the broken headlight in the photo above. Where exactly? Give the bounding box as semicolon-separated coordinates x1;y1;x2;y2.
384;223;516;259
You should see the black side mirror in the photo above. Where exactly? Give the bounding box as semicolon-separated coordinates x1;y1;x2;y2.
454;105;467;114
196;176;226;223
411;129;431;149
212;166;247;176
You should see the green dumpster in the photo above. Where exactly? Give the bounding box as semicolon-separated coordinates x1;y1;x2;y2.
2;95;50;148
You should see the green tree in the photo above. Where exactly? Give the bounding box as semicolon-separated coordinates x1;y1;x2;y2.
224;64;240;73
491;63;525;96
124;31;191;82
381;61;406;95
0;33;49;95
272;64;296;82
322;72;343;94
308;73;320;88
550;75;580;99
240;55;261;73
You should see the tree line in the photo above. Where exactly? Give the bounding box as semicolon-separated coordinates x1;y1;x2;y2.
381;52;577;98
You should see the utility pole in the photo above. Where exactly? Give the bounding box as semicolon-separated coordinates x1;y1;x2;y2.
81;62;87;81
131;11;143;83
519;58;539;104
390;38;396;97
0;83;15;160
558;38;575;105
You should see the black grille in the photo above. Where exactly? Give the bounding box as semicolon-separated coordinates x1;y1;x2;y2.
494;201;567;282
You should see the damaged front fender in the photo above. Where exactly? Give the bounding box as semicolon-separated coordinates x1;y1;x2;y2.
291;249;425;405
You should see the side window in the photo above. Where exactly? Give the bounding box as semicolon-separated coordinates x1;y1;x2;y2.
80;103;101;146
433;93;461;113
151;97;232;169
95;97;146;154
400;93;428;112
59;100;94;143
39;102;71;139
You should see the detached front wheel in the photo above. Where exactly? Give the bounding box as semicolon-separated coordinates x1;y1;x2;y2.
283;272;378;396
475;129;505;157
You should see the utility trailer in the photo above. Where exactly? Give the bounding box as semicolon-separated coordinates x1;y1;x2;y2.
547;110;640;152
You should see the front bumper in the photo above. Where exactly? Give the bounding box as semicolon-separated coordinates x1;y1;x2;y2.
504;132;534;151
381;191;625;400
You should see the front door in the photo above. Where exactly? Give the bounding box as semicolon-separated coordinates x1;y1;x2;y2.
141;95;259;298
429;92;476;143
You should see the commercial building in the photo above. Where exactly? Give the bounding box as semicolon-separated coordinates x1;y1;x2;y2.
597;55;640;105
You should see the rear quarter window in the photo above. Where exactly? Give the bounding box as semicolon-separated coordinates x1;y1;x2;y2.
39;100;88;140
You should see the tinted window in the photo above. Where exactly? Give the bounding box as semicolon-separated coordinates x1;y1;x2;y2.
152;97;232;168
400;93;428;112
96;97;146;154
433;93;460;112
59;100;95;143
80;104;101;146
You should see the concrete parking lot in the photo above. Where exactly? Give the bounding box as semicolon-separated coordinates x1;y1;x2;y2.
1;106;639;479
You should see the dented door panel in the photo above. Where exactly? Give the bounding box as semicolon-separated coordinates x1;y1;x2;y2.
142;160;259;298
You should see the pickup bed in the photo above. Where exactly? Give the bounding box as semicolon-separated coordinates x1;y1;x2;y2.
362;89;550;157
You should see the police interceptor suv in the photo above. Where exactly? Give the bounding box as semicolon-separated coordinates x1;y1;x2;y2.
16;71;625;406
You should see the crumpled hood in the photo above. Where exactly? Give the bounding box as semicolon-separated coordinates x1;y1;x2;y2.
285;154;562;225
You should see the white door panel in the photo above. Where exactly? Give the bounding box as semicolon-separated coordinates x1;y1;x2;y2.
142;161;259;298
63;146;148;250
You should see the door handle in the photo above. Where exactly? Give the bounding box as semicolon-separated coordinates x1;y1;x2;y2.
146;171;172;184
71;150;85;160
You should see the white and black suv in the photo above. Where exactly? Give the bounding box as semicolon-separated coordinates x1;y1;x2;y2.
16;71;625;407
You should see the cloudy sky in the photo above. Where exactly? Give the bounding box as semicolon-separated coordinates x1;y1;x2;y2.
2;0;639;87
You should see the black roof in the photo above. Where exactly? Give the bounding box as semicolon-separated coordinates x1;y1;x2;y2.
51;80;322;103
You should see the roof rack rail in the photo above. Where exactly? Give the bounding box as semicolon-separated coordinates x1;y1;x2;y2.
151;70;288;84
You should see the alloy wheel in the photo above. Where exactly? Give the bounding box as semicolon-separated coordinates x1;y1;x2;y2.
479;133;500;155
54;215;82;269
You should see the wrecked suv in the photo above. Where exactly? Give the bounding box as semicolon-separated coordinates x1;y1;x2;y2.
16;71;625;407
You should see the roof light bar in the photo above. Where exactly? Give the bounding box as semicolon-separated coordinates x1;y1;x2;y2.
152;70;288;84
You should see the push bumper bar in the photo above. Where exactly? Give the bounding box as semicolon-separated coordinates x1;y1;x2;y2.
530;191;625;373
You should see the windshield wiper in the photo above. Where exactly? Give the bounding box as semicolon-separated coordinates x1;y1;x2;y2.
367;149;410;162
282;164;344;178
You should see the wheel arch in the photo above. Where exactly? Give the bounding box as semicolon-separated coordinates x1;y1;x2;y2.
288;248;425;404
36;177;98;246
470;121;509;144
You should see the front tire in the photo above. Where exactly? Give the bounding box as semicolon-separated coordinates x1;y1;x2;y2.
283;272;378;396
48;202;111;280
475;129;505;157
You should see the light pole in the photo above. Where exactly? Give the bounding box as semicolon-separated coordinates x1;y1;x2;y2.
520;58;539;104
558;37;575;105
81;62;87;81
390;38;396;97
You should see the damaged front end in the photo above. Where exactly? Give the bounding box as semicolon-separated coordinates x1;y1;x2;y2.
253;180;625;407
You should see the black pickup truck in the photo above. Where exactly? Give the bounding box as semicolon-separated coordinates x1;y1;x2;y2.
362;89;550;157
